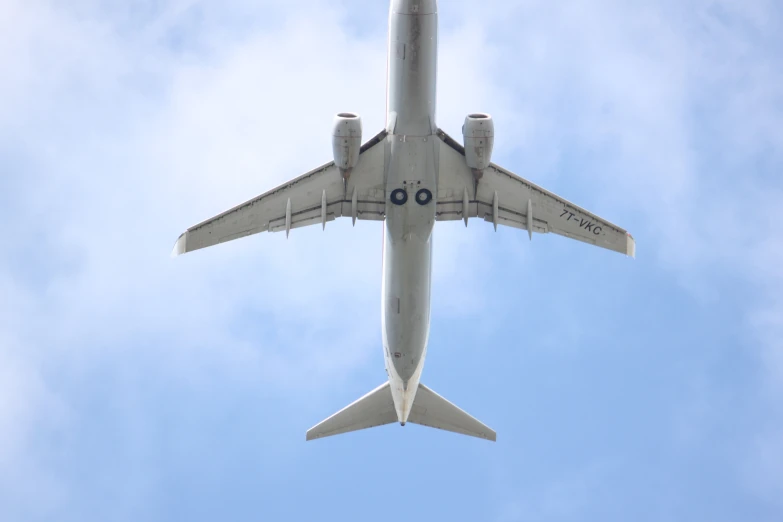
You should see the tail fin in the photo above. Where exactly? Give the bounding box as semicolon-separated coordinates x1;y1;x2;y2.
306;381;496;442
408;384;496;441
306;382;397;441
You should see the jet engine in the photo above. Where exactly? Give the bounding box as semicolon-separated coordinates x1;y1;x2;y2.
332;113;362;176
462;113;494;172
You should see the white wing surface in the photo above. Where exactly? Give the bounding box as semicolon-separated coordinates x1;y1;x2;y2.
306;382;398;441
173;130;388;255
435;130;635;257
408;384;496;441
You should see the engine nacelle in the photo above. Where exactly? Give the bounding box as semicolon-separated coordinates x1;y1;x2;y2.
332;113;362;174
462;113;495;171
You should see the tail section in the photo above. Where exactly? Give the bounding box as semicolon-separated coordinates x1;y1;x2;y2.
306;382;397;441
408;384;496;441
306;381;496;442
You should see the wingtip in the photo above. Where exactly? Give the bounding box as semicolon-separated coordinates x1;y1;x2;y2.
171;232;187;257
626;233;636;259
306;424;324;441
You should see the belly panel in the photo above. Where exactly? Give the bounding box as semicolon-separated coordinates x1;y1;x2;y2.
382;230;432;382
381;136;437;384
387;6;438;136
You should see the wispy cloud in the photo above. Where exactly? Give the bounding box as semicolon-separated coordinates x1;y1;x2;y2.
441;0;783;517
2;0;782;520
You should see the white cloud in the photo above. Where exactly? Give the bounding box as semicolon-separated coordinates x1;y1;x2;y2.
0;1;525;511
440;0;783;512
0;0;389;511
2;0;783;517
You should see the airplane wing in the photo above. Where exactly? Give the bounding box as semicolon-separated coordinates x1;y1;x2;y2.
435;129;635;257
172;130;388;255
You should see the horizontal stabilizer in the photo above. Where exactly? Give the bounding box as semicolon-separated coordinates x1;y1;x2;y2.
408;384;496;441
306;382;397;441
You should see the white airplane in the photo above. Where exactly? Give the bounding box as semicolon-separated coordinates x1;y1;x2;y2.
172;0;635;442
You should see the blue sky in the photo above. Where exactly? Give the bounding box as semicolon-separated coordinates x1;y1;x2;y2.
1;0;782;520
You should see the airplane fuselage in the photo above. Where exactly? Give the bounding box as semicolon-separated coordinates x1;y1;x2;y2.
381;0;439;424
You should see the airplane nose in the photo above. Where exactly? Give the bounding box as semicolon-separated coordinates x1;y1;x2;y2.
392;0;437;15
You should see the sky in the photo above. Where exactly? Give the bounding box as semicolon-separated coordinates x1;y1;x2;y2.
1;0;782;520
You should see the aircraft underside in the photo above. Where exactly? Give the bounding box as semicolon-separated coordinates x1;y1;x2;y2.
172;0;634;442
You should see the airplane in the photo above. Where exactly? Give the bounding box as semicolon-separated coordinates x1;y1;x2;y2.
172;0;635;442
